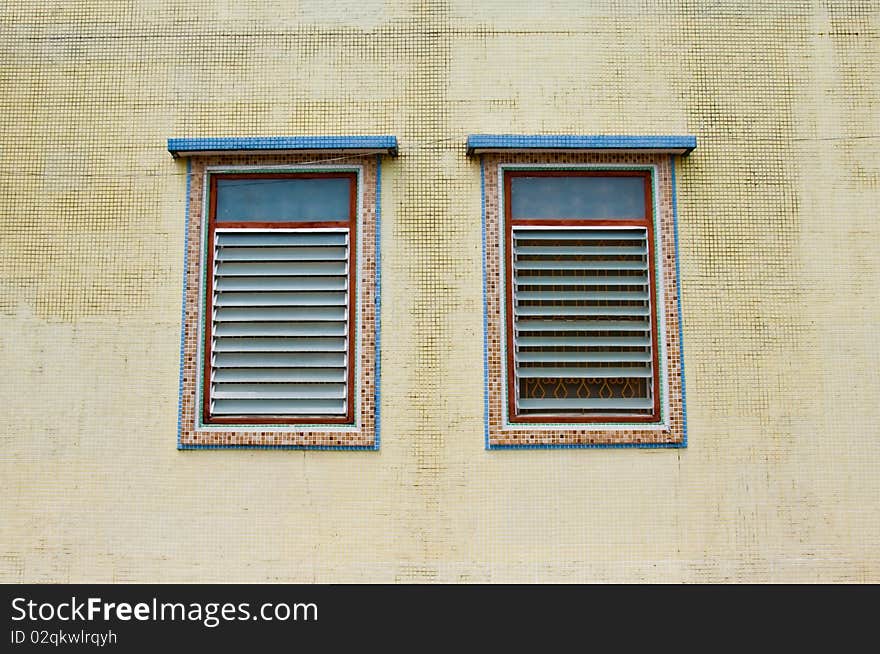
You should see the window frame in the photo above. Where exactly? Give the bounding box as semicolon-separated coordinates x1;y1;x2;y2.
177;153;380;450
202;171;359;426
482;153;686;448
503;169;662;424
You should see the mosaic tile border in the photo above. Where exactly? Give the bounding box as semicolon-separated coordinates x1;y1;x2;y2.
177;153;381;450
481;152;687;449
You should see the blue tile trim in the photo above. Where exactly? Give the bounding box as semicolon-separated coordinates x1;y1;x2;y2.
178;161;382;452
467;134;696;156
168;136;398;157
176;159;191;450
372;154;383;450
670;155;688;448
480;156;490;450
485;159;688;450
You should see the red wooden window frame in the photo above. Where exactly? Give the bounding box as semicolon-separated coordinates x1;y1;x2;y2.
503;169;661;423
202;171;358;425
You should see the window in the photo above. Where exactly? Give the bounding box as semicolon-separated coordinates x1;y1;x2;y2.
474;137;692;448
171;137;393;449
505;171;659;423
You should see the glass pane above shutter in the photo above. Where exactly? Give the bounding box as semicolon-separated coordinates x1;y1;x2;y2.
510;175;646;220
216;177;351;222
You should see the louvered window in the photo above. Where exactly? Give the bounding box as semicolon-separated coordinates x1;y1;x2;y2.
203;173;356;425
505;171;660;423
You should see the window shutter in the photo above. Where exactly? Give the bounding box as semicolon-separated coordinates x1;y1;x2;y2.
208;230;350;418
511;227;654;416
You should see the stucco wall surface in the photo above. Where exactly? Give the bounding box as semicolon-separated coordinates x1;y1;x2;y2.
1;1;878;582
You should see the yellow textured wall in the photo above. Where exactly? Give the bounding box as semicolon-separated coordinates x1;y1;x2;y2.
2;1;879;582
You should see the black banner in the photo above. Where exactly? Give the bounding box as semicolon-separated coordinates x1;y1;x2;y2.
1;584;872;650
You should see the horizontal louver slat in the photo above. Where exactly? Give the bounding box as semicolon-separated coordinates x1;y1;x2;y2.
515;305;649;316
216;232;347;246
515;275;648;286
218;247;347;261
217;261;347;276
212;399;347;415
213;337;346;352
215;276;347;291
517;246;646;256
516;366;653;378
516;336;651;347
214;322;346;337
215;306;346;321
516;351;652;363
209;229;350;419
515;246;645;256
215;292;347;306
516;291;649;301
513;229;646;241
511;226;654;417
213;383;346;399
515;320;650;332
515;260;647;270
214;352;346;368
213;368;346;383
